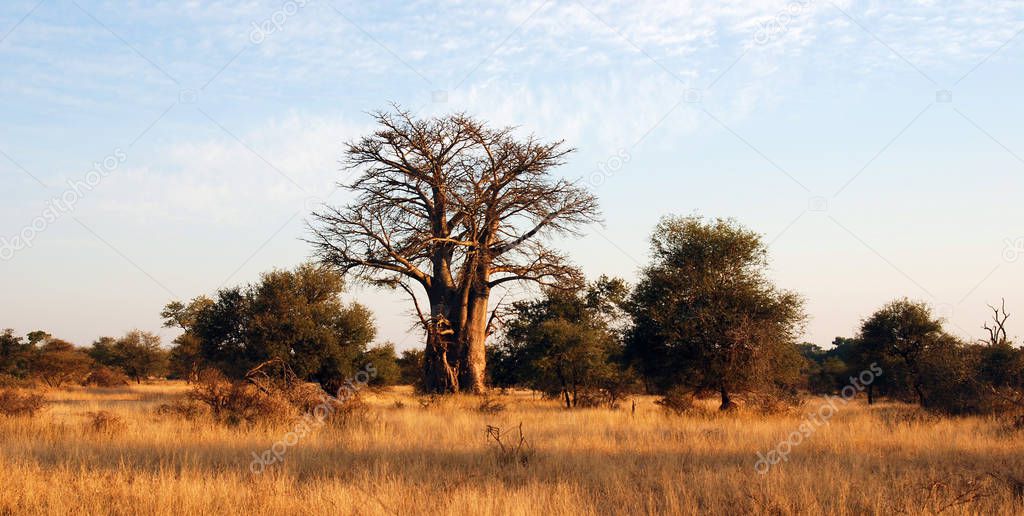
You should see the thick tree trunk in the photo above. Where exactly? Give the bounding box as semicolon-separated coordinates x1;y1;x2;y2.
420;285;490;394
914;381;927;408
459;290;489;394
422;289;463;394
719;385;733;411
422;326;459;394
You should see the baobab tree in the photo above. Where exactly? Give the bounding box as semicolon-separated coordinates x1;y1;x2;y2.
308;108;600;394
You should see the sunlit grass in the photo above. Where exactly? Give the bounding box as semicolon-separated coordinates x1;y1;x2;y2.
0;382;1021;515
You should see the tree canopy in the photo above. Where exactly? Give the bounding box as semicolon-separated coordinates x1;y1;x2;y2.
162;263;375;395
626;215;806;409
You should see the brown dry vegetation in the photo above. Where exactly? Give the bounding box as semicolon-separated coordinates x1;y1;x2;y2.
0;382;1022;515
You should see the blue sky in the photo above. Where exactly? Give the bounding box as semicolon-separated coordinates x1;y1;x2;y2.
2;0;1023;350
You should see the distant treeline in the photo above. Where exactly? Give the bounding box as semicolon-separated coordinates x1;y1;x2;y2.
3;216;1020;418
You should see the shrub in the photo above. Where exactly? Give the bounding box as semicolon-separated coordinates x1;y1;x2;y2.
83;366;130;387
323;394;369;427
189;368;297;427
486;423;533;468
282;382;331;413
0;389;45;417
418;394;442;409
478;397;506;414
155;399;207;420
0;374;37;389
85;411;127;435
746;388;805;415
655;388;696;416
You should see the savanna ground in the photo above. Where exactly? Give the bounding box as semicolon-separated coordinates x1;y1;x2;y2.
1;382;1022;515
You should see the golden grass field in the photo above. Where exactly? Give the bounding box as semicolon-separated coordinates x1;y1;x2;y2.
1;382;1022;515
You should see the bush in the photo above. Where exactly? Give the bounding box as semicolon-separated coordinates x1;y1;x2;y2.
83;366;130;387
0;389;45;417
486;423;533;468
0;374;37;389
85;411;127;435
282;382;332;413
478;397;506;414
155;399;207;420
655;388;697;416
746;388;805;415
323;394;369;427
188;369;297;427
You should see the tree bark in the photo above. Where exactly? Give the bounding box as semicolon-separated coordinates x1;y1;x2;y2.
459;289;490;394
421;288;463;394
719;385;733;411
420;285;490;394
914;381;927;408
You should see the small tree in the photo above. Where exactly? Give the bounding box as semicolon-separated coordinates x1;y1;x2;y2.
31;339;91;387
626;216;806;410
87;337;119;368
167;334;203;382
113;331;168;383
858;299;943;407
396;349;424;388
161;297;215;382
0;329;32;377
496;276;636;408
163;263;376;395
359;343;401;387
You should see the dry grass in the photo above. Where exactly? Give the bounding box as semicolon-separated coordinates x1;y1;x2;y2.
0;382;1022;515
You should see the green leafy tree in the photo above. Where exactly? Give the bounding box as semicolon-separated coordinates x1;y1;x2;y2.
359;343;401;387
163;264;376;395
31;338;91;387
0;329;32;377
396;349;424;388
87;337;119;368
114;331;168;382
626;216;806;410
857;298;943;407
495;276;636;408
166;333;203;381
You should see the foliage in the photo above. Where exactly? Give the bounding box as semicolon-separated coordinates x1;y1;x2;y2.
493;276;637;408
0;389;45;417
83;366;130;387
162;263;376;394
358;343;401;387
89;331;167;382
167;333;203;381
655;388;698;416
396;349;424;388
857;299;944;406
30;338;91;388
187;369;297;427
84;411;127;435
0;329;33;377
625;216;807;409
